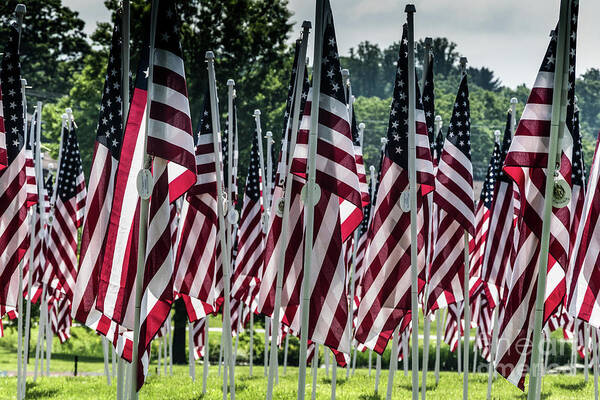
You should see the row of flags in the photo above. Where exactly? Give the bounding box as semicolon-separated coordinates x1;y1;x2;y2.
2;0;600;395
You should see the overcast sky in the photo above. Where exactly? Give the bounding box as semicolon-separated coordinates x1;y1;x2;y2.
64;0;599;89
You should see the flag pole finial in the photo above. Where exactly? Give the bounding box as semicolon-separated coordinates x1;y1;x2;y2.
494;130;501;143
405;4;416;13
205;51;214;61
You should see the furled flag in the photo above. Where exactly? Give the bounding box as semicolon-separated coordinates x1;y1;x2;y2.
480;112;515;308
137;0;197;389
354;24;434;353
0;24;29;314
173;90;222;321
470;137;502;295
285;0;363;353
443;302;463;353
44;121;87;302
231;127;264;305
422;49;436;157
426;71;475;312
496;1;578;389
72;12;125;344
191;317;207;359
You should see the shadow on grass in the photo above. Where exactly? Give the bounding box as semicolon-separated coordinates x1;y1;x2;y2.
49;352;104;363
321;376;348;386
554;380;587;391
358;393;382;400
25;382;59;399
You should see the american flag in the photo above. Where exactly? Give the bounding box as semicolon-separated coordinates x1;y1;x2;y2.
191;317;207;360
231;128;264;305
173;90;221;322
0;75;6;170
443;301;464;353
469;138;502;295
49;293;72;344
422;50;436;156
44;122;86;302
354;24;434;353
427;72;474;312
567;122;600;326
480;111;516;308
496;2;578;389
137;1;197;389
285;0;362;354
71;13;125;346
0;24;30;314
472;294;494;362
256;36;309;322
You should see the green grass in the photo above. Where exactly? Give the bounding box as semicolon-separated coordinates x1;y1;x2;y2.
0;320;591;399
0;364;596;399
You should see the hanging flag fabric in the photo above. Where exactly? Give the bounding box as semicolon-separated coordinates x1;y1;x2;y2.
71;13;129;355
480;112;516;308
231;128;264;306
0;24;30;314
353;24;434;353
44;123;87;302
173;90;222;322
426;73;475;312
137;0;197;389
496;2;578;389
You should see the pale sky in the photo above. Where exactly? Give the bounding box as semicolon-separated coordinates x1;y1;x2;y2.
64;0;600;89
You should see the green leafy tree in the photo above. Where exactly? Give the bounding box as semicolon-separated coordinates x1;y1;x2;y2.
0;0;90;100
341;41;384;97
467;66;502;92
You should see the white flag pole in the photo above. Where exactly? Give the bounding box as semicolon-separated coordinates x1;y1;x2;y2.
168;315;173;376
403;332;409;377
385;326;400;400
129;0;159;397
163;331;168;376
283;332;290;375
15;5;26;396
486;292;500;400
375;354;382;394
264;317;269;377
206;51;235;400
249;311;254;377
406;6;420;400
593;328;599;400
188;322;194;381
266;21;311;400
472;326;479;374
103;337;112;384
117;3;129;395
585;323;590;383
311;343;320;400
368;350;372;376
433;118;443;388
331;353;338;399
202;316;210;395
368;164;376;381
297;0;325;395
572;319;578;375
527;1;571;398
420;38;433;396
224;78;237;399
459;56;471;400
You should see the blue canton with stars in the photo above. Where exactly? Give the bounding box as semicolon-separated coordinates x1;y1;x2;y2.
480;140;501;208
1;24;24;163
422;52;435;155
498;110;513;184
446;74;471;160
96;11;123;159
320;0;347;107
385;24;426;170
56;126;83;201
245;130;262;202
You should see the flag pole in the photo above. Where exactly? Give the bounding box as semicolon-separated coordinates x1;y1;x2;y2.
375;138;387;397
129;0;159;398
225;79;237;399
458;56;471;400
311;343;319;400
343;68;359;380
188;322;194;381
403;332;409;377
103;337;112;384
421;40;433;400
386;327;400;400
206;51;235;400
15;5;26;397
585;323;590;383
283;332;290;375
266;21;311;400
23;102;41;396
331;350;338;399
406;5;420;400
118;0;129;392
368;163;376;380
433;115;443;388
527;1;571;398
297;0;325;395
486;304;499;400
472;326;478;373
203;317;209;395
593;328;599;400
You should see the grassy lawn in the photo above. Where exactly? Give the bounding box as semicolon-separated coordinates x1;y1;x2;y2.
0;319;590;399
0;364;596;399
